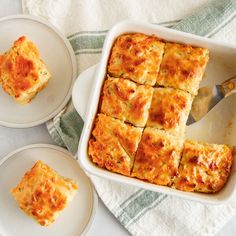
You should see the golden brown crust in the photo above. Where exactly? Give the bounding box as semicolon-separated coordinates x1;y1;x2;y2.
101;77;153;127
157;43;209;95
0;36;51;104
147;87;192;135
173;140;233;193
88;114;143;176
131;127;184;186
108;33;165;86
11;161;78;226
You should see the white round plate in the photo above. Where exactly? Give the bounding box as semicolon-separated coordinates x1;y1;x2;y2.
72;65;97;120
0;144;97;236
0;15;77;128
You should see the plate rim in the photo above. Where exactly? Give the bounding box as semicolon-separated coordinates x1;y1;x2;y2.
0;14;77;128
72;64;98;120
0;144;97;236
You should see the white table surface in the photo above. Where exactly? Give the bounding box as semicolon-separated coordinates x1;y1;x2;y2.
0;1;235;235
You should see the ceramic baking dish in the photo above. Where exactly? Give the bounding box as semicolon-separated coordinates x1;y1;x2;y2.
74;20;236;204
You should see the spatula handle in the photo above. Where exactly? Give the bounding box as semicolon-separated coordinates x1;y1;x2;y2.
220;76;236;97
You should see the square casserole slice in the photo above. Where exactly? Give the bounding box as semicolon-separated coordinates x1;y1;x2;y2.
147;87;193;135
11;160;78;226
157;43;209;95
0;36;51;104
173;140;233;193
88;114;143;176
101;77;153;127
108;33;165;86
132;127;184;186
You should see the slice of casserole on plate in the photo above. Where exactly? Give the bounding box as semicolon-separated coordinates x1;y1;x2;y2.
101;77;153;127
173;140;233;193
88;114;143;176
147;87;193;136
11;160;78;226
131;127;184;186
157;42;209;95
108;33;165;86
0;36;51;104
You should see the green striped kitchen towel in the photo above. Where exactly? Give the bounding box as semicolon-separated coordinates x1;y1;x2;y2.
23;0;236;235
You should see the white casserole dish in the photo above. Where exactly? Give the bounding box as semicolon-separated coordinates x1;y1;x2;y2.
74;20;236;204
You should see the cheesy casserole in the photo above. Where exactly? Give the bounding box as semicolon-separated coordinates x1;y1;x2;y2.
0;36;51;104
173;140;233;193
88;32;234;194
108;33;165;86
11;161;78;226
101;77;153;127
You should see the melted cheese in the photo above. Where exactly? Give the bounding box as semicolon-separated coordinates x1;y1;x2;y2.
108;33;165;86
11;161;78;226
132;127;184;186
173;140;233;193
0;36;51;104
101;77;153;127
147;87;193;135
88;114;143;176
157;43;209;95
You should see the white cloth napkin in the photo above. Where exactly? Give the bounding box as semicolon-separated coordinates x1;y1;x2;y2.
22;0;236;235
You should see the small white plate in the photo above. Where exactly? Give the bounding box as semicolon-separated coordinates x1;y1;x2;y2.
0;144;97;236
0;15;77;128
72;65;97;120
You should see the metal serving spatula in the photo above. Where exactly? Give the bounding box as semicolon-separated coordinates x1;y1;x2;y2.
187;76;236;125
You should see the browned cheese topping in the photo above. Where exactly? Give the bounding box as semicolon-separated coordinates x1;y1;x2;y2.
108;33;165;86
11;160;77;226
88;114;143;176
173;140;233;193
101;77;153;127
